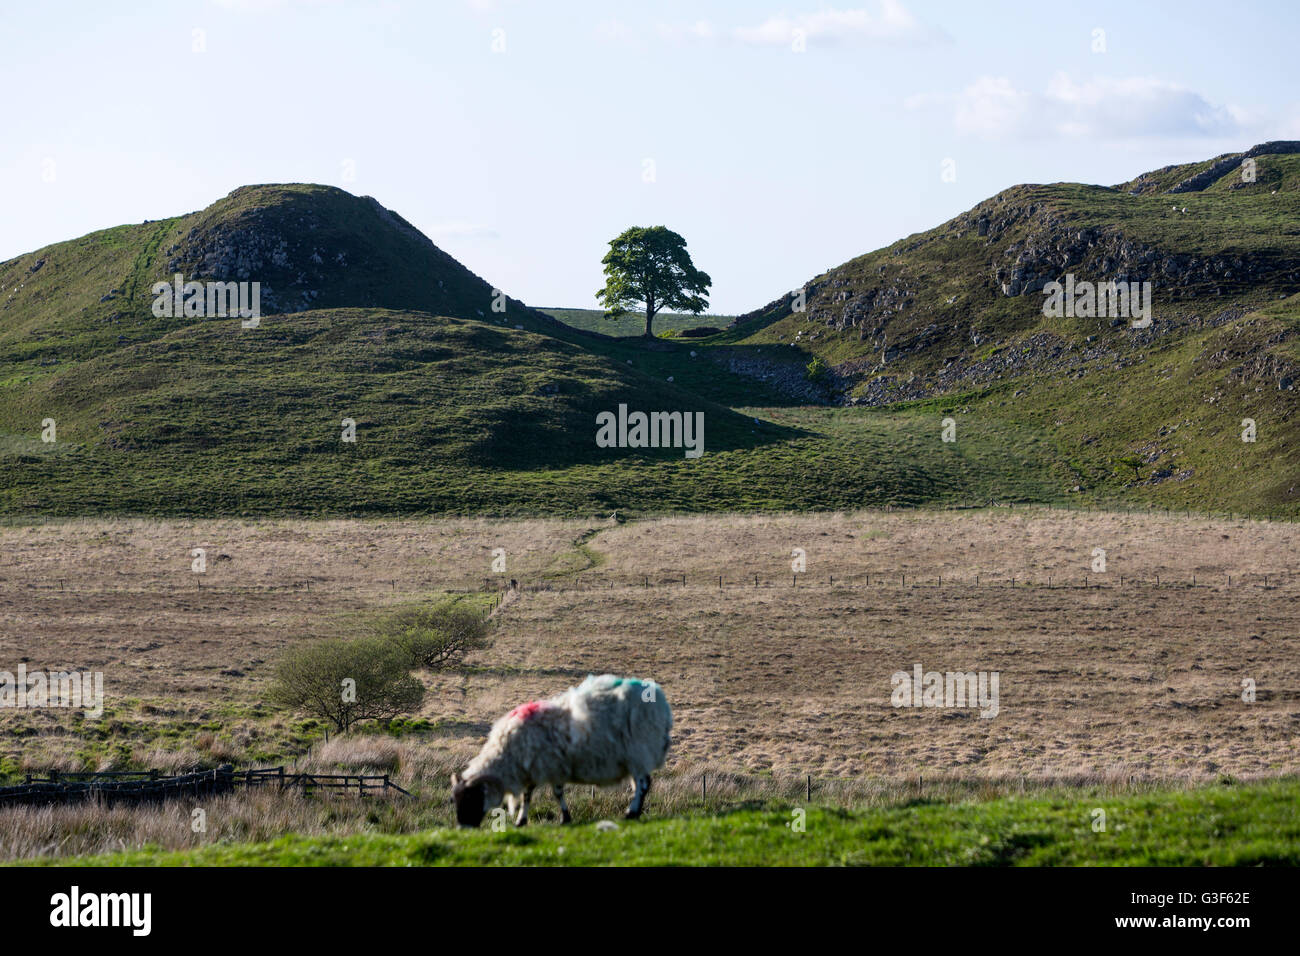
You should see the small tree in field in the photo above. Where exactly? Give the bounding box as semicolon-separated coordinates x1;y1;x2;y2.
596;226;712;337
270;636;424;734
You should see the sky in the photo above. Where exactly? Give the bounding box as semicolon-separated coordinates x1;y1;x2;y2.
2;0;1298;315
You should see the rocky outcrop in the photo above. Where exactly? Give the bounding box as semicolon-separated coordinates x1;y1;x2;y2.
1168;141;1300;193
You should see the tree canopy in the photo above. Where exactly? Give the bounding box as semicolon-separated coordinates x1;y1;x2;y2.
596;226;711;337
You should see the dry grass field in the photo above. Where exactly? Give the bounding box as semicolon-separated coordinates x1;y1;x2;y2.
2;508;1298;785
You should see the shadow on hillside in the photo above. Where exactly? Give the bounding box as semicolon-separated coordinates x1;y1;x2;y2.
543;319;833;411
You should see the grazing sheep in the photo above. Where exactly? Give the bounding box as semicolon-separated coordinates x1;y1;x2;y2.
451;674;672;827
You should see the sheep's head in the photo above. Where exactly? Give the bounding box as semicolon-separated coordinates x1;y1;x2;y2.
451;773;502;828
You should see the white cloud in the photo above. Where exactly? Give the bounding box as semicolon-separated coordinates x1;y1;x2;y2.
953;76;1035;139
733;1;944;47
911;72;1251;142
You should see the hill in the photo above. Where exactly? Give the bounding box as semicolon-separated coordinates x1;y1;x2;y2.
0;306;793;515
0;183;571;372
4;150;1300;518
715;143;1300;514
730;142;1300;388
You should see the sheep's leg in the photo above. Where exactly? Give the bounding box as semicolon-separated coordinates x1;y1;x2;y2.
625;775;651;819
515;787;533;827
553;784;571;824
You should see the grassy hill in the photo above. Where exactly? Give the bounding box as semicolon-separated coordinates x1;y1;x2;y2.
28;779;1300;866
0;307;803;515
0;308;1078;515
0;183;569;372
708;143;1300;514
729;145;1300;377
3;150;1300;518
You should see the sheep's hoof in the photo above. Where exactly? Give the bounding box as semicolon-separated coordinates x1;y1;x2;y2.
624;809;642;820
561;811;572;824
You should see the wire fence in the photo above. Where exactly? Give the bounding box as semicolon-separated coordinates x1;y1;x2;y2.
0;567;1293;598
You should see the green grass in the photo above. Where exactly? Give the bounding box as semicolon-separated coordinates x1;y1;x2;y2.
0;306;1083;515
3;157;1300;519
539;307;734;338
30;779;1300;866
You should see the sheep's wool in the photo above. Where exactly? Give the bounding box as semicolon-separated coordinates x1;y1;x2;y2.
464;673;672;798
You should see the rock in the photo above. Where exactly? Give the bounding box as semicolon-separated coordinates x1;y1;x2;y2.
595;820;619;832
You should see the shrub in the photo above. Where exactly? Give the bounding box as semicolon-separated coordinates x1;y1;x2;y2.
1114;454;1144;481
269;636;424;733
805;356;829;383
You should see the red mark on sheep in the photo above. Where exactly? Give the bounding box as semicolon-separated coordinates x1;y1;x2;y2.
508;700;548;721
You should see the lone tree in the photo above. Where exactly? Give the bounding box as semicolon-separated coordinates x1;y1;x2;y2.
270;636;424;734
596;226;711;337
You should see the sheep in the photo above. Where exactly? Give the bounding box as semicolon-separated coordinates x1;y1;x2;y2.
451;674;672;827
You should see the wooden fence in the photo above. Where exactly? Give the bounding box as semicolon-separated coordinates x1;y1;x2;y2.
0;765;411;807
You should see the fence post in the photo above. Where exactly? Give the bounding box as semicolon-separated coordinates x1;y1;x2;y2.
702;773;707;801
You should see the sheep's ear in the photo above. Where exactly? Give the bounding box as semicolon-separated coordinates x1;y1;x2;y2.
450;773;460;788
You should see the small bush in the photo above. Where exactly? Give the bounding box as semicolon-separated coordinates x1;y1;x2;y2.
806;356;829;383
269;636;424;734
1113;454;1144;481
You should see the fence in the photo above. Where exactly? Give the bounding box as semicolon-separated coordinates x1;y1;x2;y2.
0;766;411;807
485;569;1291;594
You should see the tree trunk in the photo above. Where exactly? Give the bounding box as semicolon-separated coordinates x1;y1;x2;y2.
644;295;655;337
